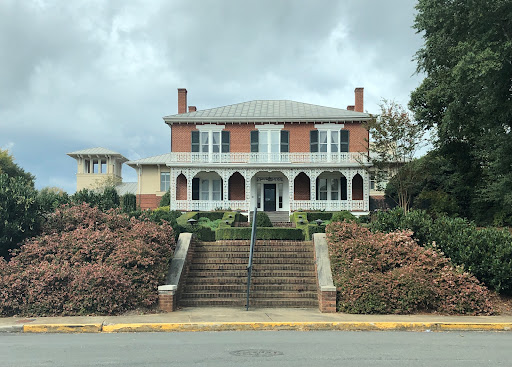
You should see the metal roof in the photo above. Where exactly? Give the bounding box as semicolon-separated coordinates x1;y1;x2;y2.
163;100;370;124
115;182;137;195
67;147;126;157
126;153;173;166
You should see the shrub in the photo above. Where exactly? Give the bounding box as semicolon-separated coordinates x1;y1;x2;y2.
37;187;70;214
255;212;272;227
99;186;120;211
159;191;170;207
331;210;358;223
122;193;137;213
216;227;304;240
306;212;333;221
326;221;495;315
0;204;175;316
0;174;39;258
369;209;512;295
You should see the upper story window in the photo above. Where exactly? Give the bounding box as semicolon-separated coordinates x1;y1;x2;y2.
310;124;349;153
191;125;229;153
250;125;289;153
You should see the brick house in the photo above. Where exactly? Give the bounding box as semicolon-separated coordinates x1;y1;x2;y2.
125;88;372;214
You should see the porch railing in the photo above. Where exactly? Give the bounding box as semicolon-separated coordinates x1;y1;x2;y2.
172;199;367;212
169;152;368;165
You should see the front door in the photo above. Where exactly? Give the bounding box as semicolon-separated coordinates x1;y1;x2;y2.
263;184;276;211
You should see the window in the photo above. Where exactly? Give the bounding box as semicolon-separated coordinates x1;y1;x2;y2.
317;176;346;200
251;126;289;154
311;125;349;153
199;179;222;201
192;126;229;153
160;172;170;192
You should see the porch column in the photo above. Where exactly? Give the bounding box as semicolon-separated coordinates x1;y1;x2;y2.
244;169;255;213
284;169;296;214
345;169;354;211
362;169;370;211
170;169;177;210
221;169;230;209
309;170;320;210
186;170;197;212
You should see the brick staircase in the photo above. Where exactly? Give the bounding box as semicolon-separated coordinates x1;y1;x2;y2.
179;240;318;308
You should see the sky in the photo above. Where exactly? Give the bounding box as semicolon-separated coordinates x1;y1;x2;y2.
0;0;425;193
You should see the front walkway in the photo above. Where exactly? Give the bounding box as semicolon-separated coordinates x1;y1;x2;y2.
2;307;512;333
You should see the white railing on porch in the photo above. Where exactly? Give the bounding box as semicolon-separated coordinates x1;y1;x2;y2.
173;200;249;211
290;200;366;212
169;152;368;165
173;200;366;212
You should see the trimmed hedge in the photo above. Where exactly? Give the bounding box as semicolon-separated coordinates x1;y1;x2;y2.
306;212;334;221
216;227;304;240
255;212;272;227
195;211;225;221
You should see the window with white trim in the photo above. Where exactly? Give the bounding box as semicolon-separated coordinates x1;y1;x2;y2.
192;125;229;154
160;172;170;192
200;179;222;201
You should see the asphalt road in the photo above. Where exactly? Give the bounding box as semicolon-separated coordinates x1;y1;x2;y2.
1;331;511;366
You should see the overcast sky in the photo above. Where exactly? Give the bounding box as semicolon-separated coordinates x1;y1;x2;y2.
0;0;424;193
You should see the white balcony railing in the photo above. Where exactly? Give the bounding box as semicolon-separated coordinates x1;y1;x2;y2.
169;152;368;165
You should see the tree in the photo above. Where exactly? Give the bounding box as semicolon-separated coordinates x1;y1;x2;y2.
410;0;512;225
0;174;39;258
37;187;70;214
0;149;34;183
368;100;425;213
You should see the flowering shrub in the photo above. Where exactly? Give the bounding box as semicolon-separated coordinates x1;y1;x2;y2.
369;208;512;295
326;221;495;315
0;204;175;316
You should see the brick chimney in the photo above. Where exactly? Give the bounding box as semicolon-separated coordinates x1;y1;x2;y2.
346;105;355;111
188;106;197;112
354;87;364;112
178;88;187;114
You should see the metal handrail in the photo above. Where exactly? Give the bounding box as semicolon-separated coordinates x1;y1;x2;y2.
246;206;257;311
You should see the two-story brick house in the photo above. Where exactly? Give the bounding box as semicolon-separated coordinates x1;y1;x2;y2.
125;88;371;215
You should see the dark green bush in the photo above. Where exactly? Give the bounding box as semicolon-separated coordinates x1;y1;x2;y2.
159;191;170;207
195;212;225;221
216;227;304;240
235;212;248;223
255;212;272;227
99;186;120;211
331;211;358;223
121;193;137;213
306;212;333;221
37;187;70;214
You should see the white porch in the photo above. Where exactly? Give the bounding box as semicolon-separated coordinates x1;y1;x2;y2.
169;167;370;214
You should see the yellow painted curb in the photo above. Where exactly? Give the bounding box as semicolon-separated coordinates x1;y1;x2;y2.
23;324;102;333
102;321;512;333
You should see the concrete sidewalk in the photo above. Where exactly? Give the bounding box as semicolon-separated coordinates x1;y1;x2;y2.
1;307;512;333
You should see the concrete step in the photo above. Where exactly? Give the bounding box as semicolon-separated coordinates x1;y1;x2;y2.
184;284;318;292
193;245;314;253
185;276;317;285
192;251;314;259
179;298;318;308
190;258;315;265
186;270;317;278
188;263;316;271
181;291;317;299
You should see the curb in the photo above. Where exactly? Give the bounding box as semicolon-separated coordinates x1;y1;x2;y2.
7;321;512;333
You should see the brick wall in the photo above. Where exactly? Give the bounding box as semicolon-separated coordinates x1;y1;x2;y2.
352;174;364;200
228;172;245;200
137;194;160;210
171;122;368;153
176;174;187;200
294;172;310;200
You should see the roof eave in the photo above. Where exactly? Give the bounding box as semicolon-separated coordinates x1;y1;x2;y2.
163;116;371;125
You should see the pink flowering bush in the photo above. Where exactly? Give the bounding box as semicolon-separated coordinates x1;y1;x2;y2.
0;204;175;316
326;221;495;315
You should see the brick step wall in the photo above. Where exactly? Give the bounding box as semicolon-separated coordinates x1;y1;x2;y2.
194;245;313;252
185;276;316;285
185;284;318;292
193;252;314;259
188;264;315;271
179;298;319;308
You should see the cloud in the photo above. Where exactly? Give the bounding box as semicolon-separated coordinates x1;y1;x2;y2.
0;0;425;193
